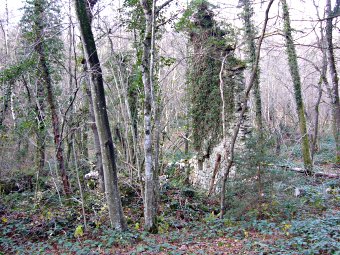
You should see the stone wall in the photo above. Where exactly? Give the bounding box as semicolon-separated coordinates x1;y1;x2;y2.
189;69;251;193
188;133;248;193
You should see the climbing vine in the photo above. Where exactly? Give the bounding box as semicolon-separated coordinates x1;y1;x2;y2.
183;0;245;155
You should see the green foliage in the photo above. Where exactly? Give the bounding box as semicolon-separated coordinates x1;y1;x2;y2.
314;135;338;164
274;215;340;254
224;132;277;219
184;0;243;154
280;134;337;165
160;56;176;67
0;174;339;254
20;0;64;81
0;58;35;84
120;0;145;34
74;225;84;238
176;0;217;32
241;0;257;64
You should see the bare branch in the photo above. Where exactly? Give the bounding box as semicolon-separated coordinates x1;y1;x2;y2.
220;0;275;218
156;0;175;14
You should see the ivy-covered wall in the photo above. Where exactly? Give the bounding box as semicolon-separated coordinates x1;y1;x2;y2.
187;1;250;191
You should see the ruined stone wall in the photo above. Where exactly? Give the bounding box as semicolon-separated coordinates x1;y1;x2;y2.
189;70;251;192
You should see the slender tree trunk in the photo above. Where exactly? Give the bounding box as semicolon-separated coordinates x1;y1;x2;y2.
81;121;89;170
35;81;46;175
34;0;71;195
220;0;274;218
80;0;105;192
154;103;162;209
72;139;87;230
0;1;10;130
140;0;158;233
208;153;221;196
312;35;327;160
74;0;126;230
84;67;105;192
65;0;75;170
0;84;11;129
325;0;340;164
127;80;143;194
281;0;313;174
312;77;323;161
243;0;263;130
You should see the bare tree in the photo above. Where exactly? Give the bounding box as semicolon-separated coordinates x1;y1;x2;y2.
242;0;263;131
139;0;174;233
281;0;313;174
139;0;158;234
33;0;71;195
325;0;340;164
74;0;127;230
220;0;274;218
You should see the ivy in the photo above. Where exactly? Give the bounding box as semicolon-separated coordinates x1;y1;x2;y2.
176;0;218;32
20;0;65;81
0;58;35;84
185;0;243;154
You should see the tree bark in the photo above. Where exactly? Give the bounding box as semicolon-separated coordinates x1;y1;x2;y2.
81;0;105;192
325;0;340;164
243;0;263;131
84;64;105;193
74;0;126;230
208;153;221;196
140;0;158;233
35;80;46;175
281;0;313;174
220;0;274;218
0;82;12;130
33;0;71;195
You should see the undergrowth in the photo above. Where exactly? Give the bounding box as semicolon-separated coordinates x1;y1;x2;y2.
0;172;339;254
0;136;339;254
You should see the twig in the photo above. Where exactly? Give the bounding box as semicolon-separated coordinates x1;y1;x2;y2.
220;0;275;219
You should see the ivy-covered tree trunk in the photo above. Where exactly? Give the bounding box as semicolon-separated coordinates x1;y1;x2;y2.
74;0;126;230
281;0;313;174
35;82;46;175
140;0;158;233
325;0;340;164
33;0;71;195
243;0;262;130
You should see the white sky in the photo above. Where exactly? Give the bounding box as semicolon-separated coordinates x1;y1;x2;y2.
0;0;336;45
0;0;334;22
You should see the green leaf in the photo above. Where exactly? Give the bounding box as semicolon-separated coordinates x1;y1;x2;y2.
74;225;83;238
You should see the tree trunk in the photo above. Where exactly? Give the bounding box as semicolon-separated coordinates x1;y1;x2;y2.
220;0;274;218
208;153;221;196
311;33;327;160
33;0;71;195
0;0;10;130
35;81;46;175
243;0;263;131
281;0;313;174
84;66;105;193
74;0;126;231
0;83;12;130
140;0;158;233
325;0;340;164
81;0;105;192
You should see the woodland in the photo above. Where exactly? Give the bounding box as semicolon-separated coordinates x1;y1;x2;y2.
0;0;339;254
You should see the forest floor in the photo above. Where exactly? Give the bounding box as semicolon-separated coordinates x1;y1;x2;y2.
0;170;339;255
1;137;340;255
